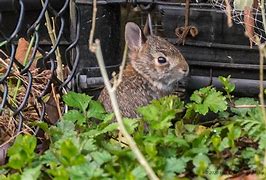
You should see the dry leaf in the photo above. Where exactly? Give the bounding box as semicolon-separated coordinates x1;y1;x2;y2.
45;93;60;125
15;38;42;70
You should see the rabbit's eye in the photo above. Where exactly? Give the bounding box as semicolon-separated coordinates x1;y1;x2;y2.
157;56;167;64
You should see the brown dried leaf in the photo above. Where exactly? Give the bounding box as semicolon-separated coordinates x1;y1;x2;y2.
15;38;42;70
45;93;60;124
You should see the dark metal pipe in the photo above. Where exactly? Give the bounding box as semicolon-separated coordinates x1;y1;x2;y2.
187;75;266;96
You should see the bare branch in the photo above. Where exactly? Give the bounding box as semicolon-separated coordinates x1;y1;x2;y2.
224;0;233;27
256;1;266;165
89;0;97;52
234;104;265;108
113;42;128;89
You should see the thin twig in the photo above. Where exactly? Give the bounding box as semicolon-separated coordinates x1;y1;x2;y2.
113;42;128;89
41;0;64;81
52;18;64;81
261;0;266;35
0;57;9;68
0;130;28;149
93;40;159;180
224;0;233;27
12;32;37;105
234;104;266;108
89;0;97;51
260;0;266;168
51;83;62;118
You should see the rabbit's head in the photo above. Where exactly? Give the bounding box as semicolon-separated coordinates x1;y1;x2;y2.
125;22;189;92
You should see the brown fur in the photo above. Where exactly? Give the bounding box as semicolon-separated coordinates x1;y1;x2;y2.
98;22;189;118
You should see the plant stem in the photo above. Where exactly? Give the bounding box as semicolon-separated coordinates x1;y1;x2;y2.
0;40;8;47
224;0;233;27
113;42;128;89
93;40;159;180
41;0;64;81
261;0;266;35
259;0;266;169
12;32;37;105
89;0;97;51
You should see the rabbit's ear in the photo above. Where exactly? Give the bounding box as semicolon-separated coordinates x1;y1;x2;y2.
125;22;143;50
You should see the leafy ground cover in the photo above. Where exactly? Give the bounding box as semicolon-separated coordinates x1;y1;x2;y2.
0;76;266;179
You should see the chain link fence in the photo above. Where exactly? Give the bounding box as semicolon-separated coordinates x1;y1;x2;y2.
0;0;81;141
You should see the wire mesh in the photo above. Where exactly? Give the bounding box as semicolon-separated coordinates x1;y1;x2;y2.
0;0;80;140
211;0;266;43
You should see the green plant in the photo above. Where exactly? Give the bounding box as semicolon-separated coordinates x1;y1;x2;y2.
1;78;266;179
218;75;235;102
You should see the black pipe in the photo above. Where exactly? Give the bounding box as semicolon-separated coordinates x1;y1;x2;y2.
187;76;266;97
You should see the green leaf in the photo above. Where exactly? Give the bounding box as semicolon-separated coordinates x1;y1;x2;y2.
231;98;258;116
219;137;230;151
194;104;209;115
82;139;98;152
211;135;221;152
123;118;139;134
63;110;86;125
30;122;49;132
190;91;203;103
49;120;77;142
175;120;184;136
131;166;147;179
7;135;37;170
58;139;86;166
63;92;91;112
144;142;158;157
227;124;241;141
184;124;197;132
0;173;20;180
241;147;256;159
46;165;69;179
82;162;105;178
21;165;42;180
137;95;184;130
90;150;112;166
192;154;210;176
87;100;107;120
218;75;235;94
204;89;227;113
189;87;227;115
165;157;187;174
205;165;222;180
100;123;118;134
84;122;118;137
225;157;240;171
259;133;266;149
68;163;106;179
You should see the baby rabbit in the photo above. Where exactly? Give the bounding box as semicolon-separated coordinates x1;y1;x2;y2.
98;22;189;118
